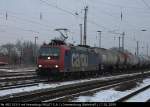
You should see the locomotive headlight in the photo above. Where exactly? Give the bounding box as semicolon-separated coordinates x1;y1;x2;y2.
47;57;51;60
55;65;59;68
38;65;42;68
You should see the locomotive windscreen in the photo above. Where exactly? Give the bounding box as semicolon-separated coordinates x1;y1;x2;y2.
39;47;60;58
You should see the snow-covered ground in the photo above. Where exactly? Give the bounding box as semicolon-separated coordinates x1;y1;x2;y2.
0;79;106;97
127;88;150;102
0;71;150;100
0;67;35;72
71;78;150;102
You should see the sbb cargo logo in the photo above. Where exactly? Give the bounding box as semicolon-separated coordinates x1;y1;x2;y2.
72;53;88;67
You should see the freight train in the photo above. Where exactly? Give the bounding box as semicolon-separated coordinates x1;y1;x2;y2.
36;39;150;77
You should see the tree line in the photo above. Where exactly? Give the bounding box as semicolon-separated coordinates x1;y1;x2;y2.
0;40;39;65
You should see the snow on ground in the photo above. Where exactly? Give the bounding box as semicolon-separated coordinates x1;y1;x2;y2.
72;89;127;102
0;67;35;72
0;79;104;97
0;77;114;97
0;81;76;97
72;78;150;102
0;69;14;72
15;67;36;72
127;88;150;102
0;71;150;99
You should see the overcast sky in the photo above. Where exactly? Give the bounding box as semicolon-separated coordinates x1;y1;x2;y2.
0;0;150;54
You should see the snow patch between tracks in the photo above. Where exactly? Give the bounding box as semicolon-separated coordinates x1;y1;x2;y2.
72;78;150;102
0;68;35;72
0;71;150;98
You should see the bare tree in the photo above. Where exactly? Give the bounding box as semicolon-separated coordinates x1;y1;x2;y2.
0;40;39;65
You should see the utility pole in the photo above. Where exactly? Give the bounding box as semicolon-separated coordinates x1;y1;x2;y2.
34;36;38;65
97;31;102;48
147;43;149;56
83;6;88;45
119;36;121;50
79;24;83;45
137;41;139;56
6;12;8;20
122;32;125;52
20;47;23;66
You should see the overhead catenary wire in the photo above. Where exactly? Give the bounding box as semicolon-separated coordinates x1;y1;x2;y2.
89;3;144;32
0;24;39;34
90;0;148;10
0;9;55;31
40;0;76;16
39;0;149;51
0;0;143;37
0;16;51;34
81;0;86;8
39;0;121;34
140;0;150;10
0;0;148;53
40;0;150;40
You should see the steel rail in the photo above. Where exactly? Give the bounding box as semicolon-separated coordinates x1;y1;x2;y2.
0;72;36;78
0;79;48;91
116;85;150;102
0;72;149;102
44;78;141;102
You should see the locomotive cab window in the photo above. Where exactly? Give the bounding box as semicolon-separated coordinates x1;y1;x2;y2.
39;47;60;59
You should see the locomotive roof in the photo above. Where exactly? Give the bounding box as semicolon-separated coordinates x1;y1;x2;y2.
70;45;97;53
92;47;107;51
49;39;66;45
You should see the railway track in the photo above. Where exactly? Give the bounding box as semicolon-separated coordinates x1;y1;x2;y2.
0;69;35;78
0;73;49;90
0;69;146;90
116;85;150;102
0;72;36;78
0;69;46;90
0;79;48;90
147;99;150;102
0;72;149;102
0;75;37;82
44;78;142;102
0;65;35;70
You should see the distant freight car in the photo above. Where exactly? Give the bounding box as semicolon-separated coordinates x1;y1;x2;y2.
93;48;119;70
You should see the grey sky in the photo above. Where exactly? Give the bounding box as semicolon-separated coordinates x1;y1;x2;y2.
0;0;150;55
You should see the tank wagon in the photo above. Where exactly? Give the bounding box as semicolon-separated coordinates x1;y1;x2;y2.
36;39;150;77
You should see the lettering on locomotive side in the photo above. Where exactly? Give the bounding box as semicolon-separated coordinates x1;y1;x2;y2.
72;53;88;67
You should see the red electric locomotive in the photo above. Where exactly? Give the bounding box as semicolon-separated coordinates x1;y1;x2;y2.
37;40;70;76
36;39;99;78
